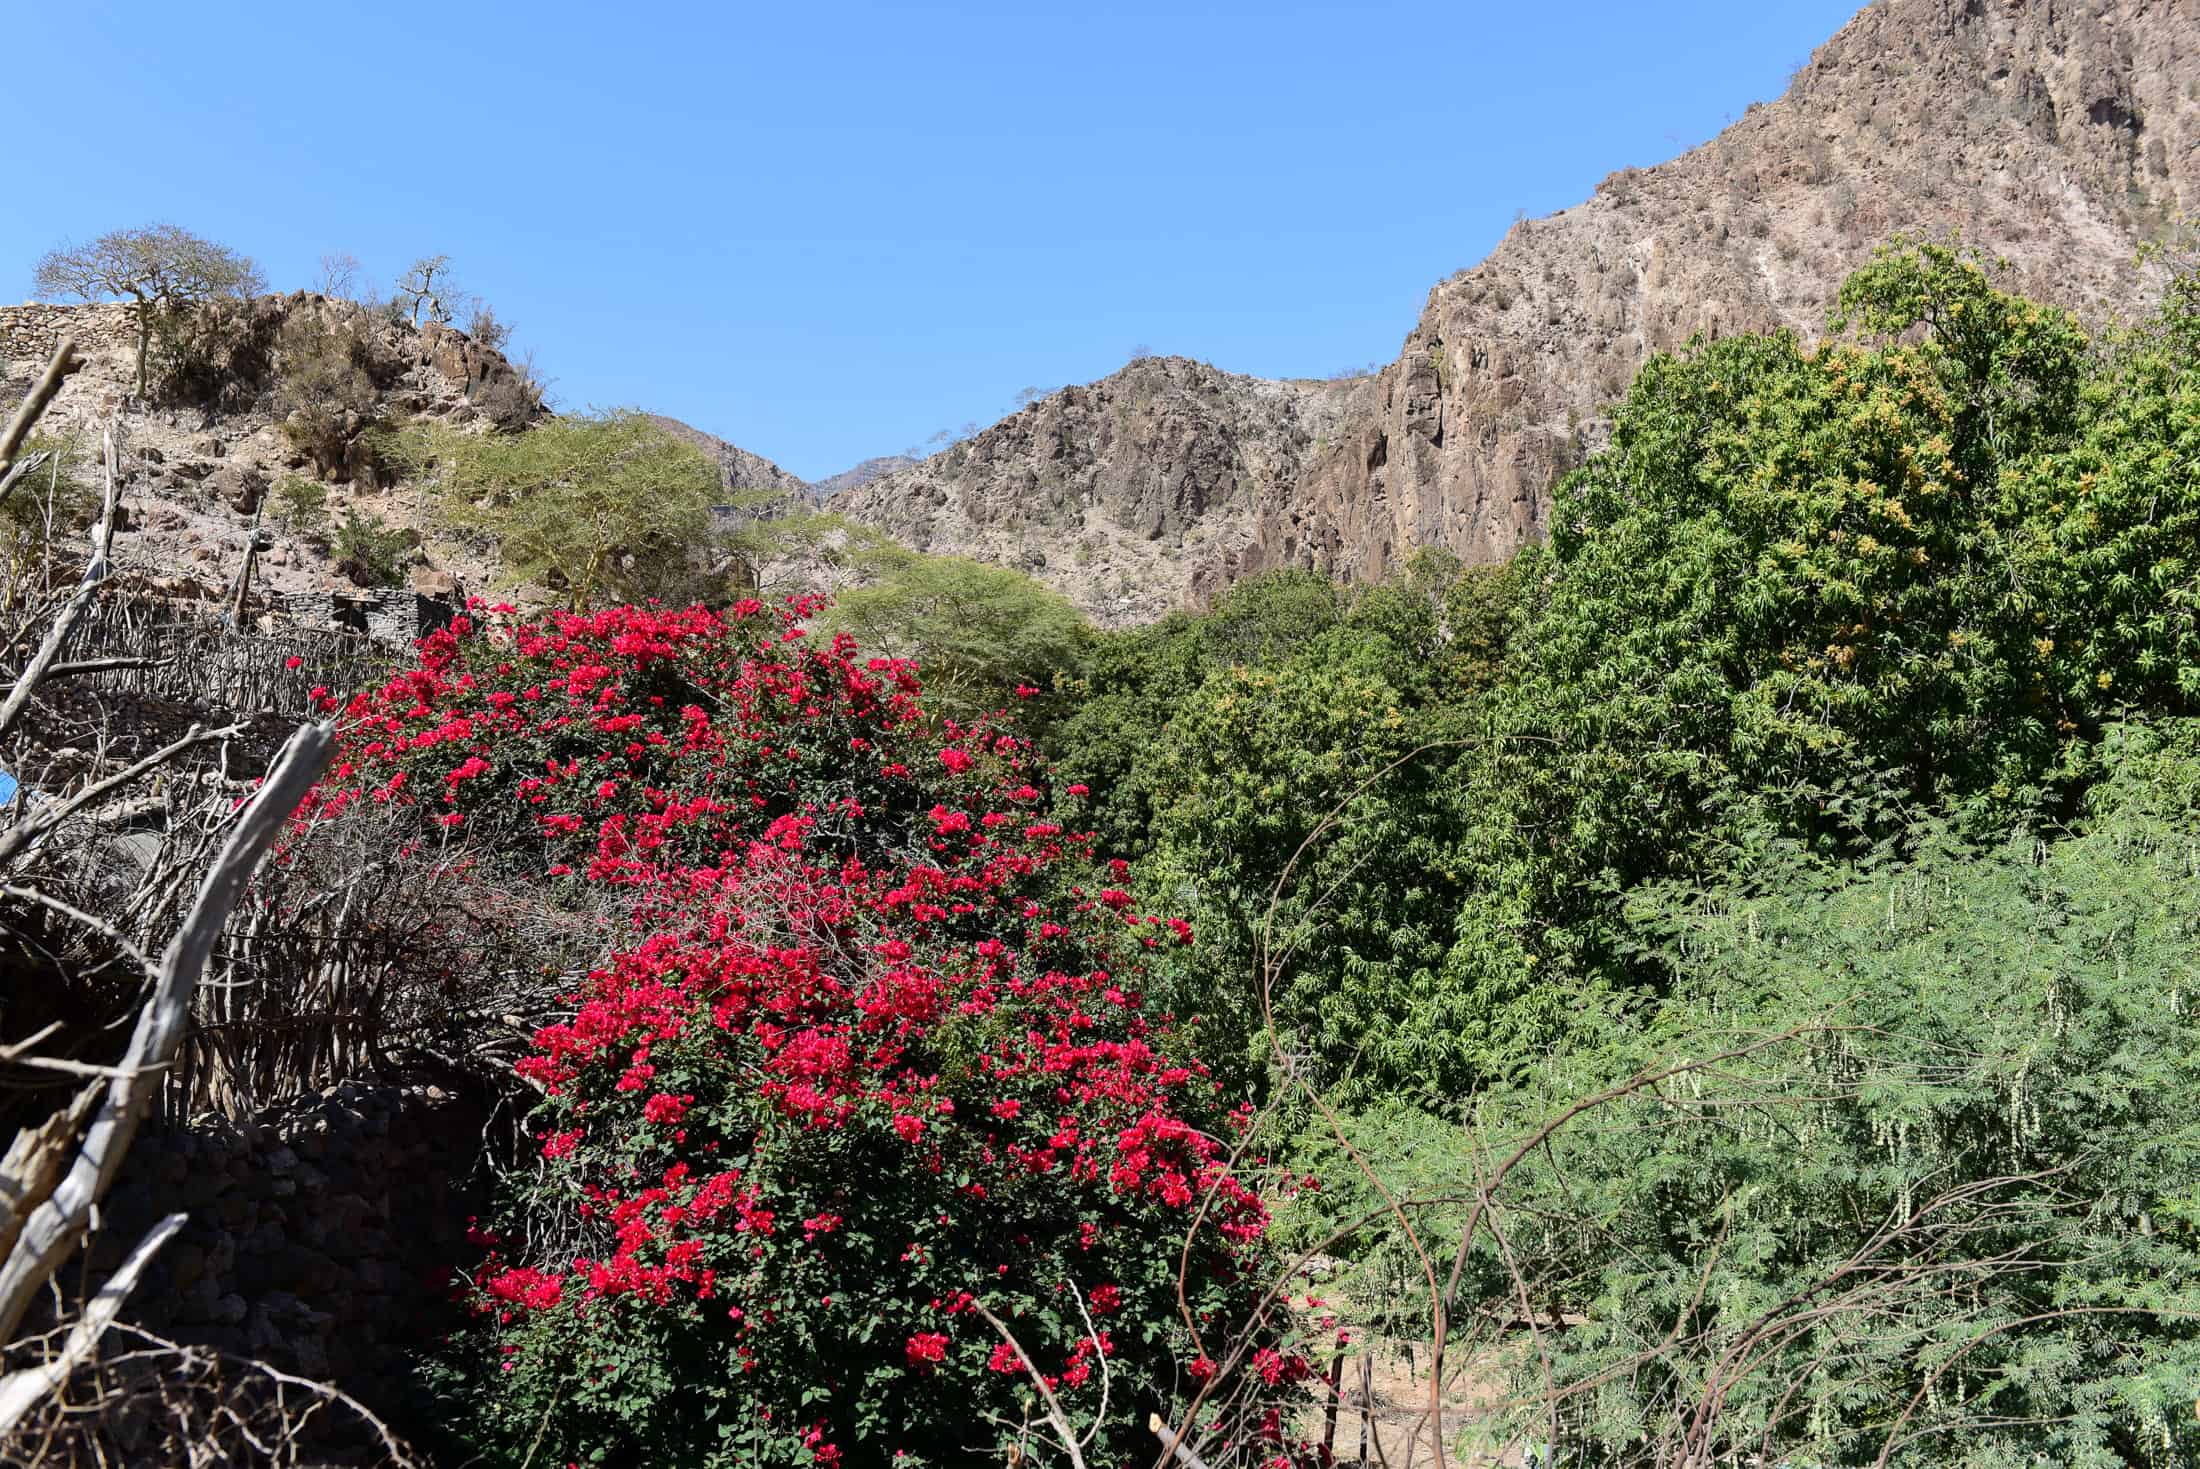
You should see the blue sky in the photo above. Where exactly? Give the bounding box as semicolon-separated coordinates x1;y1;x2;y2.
8;1;1861;481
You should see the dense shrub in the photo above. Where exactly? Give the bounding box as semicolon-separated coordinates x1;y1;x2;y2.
304;601;1307;1467
1047;555;1530;1098
275;307;384;479
147;294;281;410
818;548;1091;726
0;432;97;593
269;474;329;534
331;508;413;587
1442;725;2200;1465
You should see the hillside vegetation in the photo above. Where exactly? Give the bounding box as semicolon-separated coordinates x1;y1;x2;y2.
61;240;2189;1466
3;55;2200;1468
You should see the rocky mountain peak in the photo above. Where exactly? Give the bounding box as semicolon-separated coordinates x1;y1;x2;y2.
829;356;1366;626
832;0;2197;621
643;414;810;498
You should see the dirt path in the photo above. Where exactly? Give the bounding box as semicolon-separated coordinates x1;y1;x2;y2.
1301;1335;1537;1468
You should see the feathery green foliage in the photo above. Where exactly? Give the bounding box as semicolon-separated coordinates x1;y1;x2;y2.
407;409;721;608
817;548;1090;723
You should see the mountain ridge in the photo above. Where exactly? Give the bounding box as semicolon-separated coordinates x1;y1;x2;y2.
829;0;2198;621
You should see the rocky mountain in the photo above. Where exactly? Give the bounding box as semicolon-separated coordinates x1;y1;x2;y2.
645;415;810;497
830;357;1364;625
835;0;2199;619
812;454;921;497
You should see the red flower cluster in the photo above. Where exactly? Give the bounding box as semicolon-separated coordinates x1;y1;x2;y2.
303;599;1305;1468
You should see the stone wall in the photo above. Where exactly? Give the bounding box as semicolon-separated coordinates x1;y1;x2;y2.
24;683;300;776
283;587;455;645
0;301;140;370
87;1084;491;1428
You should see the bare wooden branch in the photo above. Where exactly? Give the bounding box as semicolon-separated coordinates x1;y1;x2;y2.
0;339;82;481
0;451;52;511
0;720;334;1340
1147;1412;1212;1469
5;1318;424;1466
0;719;248;872
0;1212;182;1437
973;1300;1088;1469
0;429;121;742
41;655;171;679
0;1085;98;1266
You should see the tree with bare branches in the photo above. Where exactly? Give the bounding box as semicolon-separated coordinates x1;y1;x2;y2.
32;226;265;394
392;254;464;327
312;249;362;299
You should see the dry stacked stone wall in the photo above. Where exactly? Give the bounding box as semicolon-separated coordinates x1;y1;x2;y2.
0;302;140;370
23;684;299;776
88;1084;491;1428
283;587;456;644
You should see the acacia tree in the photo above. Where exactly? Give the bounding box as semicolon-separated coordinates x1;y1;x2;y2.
408;408;720;608
32;225;265;393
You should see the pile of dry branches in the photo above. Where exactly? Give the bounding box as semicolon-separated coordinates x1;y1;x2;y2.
0;338;422;1466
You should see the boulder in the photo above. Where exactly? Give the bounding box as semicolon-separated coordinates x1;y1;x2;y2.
206;465;267;515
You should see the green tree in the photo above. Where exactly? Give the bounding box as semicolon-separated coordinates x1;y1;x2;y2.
1462;246;2095;989
408;409;720;608
819;548;1090;720
1138;628;1472;1097
32;224;265;393
331;508;414;587
2007;248;2200;723
1043;611;1210;858
1039;559;1535;1097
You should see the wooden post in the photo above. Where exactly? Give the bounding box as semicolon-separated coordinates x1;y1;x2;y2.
1322;1350;1344;1460
1359;1354;1374;1464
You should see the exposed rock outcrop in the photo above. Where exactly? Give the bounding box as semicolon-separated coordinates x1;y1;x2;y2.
836;0;2200;619
831;357;1363;626
646;414;811;496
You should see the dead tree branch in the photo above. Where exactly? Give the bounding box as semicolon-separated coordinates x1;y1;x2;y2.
0;720;334;1340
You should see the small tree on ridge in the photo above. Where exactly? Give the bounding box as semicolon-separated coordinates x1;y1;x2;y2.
33;224;265;393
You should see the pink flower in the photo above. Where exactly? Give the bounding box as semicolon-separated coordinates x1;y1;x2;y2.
905;1331;950;1368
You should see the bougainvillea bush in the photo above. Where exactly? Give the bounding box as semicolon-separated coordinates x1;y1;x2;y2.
300;599;1309;1467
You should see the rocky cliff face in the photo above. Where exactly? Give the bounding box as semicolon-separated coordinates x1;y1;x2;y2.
837;0;2199;619
813;454;921;497
646;414;810;497
831;356;1364;625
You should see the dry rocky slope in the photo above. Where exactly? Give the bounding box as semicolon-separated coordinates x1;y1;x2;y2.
812;454;921;497
0;295;538;606
0;302;810;613
646;413;812;498
834;0;2199;624
832;357;1365;625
